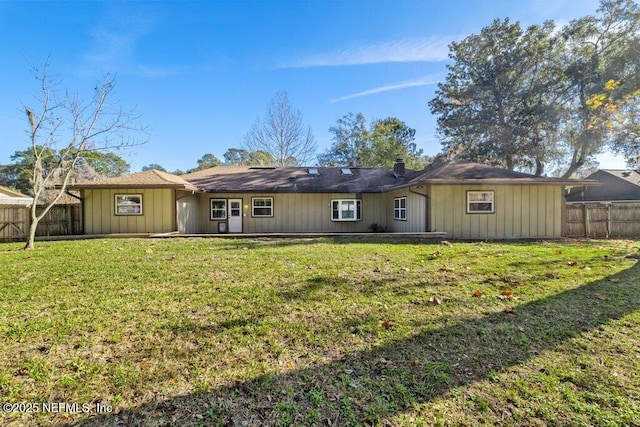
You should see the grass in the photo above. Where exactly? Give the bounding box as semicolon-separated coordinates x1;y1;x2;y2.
0;237;639;426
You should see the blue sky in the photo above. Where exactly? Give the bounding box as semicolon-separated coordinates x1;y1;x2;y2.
0;0;625;173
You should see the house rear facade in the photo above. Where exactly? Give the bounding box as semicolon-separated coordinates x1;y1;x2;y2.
68;161;585;239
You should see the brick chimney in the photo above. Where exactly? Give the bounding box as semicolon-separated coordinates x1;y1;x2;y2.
393;158;405;178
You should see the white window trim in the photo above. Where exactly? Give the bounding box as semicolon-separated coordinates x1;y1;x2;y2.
467;191;495;214
394;196;407;221
115;194;143;216
331;199;362;221
252;197;274;217
210;198;227;220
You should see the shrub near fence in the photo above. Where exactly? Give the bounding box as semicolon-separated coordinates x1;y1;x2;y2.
565;202;640;238
0;204;82;241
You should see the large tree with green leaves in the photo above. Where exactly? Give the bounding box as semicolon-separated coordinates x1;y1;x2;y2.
223;148;276;166
559;0;640;176
318;113;428;169
0;147;130;195
429;0;640;177
429;18;563;175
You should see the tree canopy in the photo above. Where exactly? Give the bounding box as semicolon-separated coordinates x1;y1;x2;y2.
318;113;429;169
429;0;640;176
0;146;130;195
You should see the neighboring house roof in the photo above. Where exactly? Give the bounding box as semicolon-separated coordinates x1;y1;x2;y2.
0;185;33;206
66;169;199;191
565;169;640;202
182;166;421;193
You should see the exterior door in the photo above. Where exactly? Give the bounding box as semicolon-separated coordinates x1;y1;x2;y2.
228;199;243;233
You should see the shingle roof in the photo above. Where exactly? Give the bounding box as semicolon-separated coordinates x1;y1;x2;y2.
68;162;588;194
407;161;583;186
66;169;199;191
182;166;420;193
565;169;640;202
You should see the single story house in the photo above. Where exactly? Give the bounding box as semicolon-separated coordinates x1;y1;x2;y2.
565;169;640;202
66;161;588;239
0;186;33;240
564;169;640;238
0;186;33;206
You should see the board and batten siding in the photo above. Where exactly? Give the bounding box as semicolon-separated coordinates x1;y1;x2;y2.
430;184;563;239
82;188;176;234
385;187;428;232
176;191;199;234
194;192;387;233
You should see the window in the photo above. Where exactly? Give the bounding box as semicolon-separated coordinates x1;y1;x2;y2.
252;197;273;217
210;199;227;220
467;191;494;213
115;194;142;215
331;199;362;221
394;197;407;220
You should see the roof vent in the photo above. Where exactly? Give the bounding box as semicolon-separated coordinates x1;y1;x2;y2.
249;166;276;170
308;168;319;175
341;168;353;175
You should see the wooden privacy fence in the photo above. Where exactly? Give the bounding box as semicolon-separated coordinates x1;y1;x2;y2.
0;205;28;241
0;204;82;241
565;202;640;238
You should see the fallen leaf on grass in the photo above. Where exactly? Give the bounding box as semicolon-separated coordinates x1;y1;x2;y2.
429;296;443;305
567;261;578;266
472;290;483;297
498;289;514;300
595;293;607;301
555;250;562;255
544;272;559;279
609;278;620;283
379;320;395;330
441;240;453;247
510;280;523;287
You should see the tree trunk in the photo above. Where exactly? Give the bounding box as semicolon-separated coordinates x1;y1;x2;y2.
23;203;38;250
535;159;544;176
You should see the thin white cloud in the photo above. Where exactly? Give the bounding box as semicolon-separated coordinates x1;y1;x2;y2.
331;75;440;103
282;36;454;68
78;9;199;78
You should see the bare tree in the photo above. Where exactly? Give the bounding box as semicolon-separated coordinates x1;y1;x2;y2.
243;91;317;166
22;62;146;249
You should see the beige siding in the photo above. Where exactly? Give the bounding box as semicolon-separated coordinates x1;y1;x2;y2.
430;184;563;239
176;191;199;233
192;192;387;233
83;188;176;234
385;187;427;232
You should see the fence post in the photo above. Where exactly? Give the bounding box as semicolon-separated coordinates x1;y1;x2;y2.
584;204;590;238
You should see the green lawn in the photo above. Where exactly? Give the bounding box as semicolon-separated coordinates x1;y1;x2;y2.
0;237;639;426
